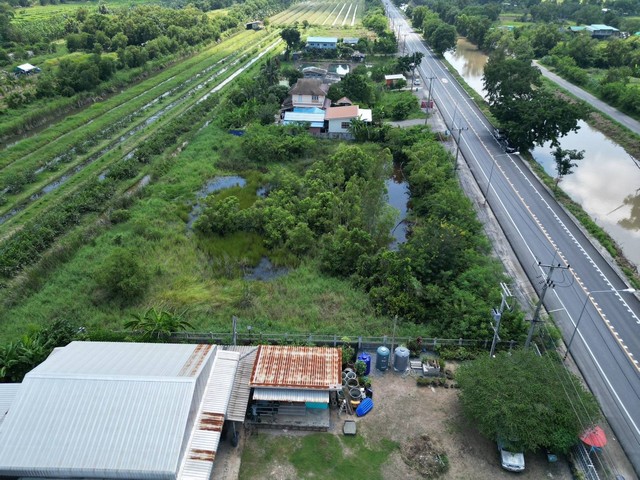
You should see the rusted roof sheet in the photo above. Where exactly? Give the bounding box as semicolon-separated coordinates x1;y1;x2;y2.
250;346;341;390
224;346;258;422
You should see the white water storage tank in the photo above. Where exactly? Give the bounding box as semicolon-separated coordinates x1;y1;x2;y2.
394;346;410;372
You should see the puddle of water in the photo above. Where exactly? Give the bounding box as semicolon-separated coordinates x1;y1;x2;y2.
386;164;410;250
243;256;289;281
328;63;350;76
187;175;247;229
256;185;269;198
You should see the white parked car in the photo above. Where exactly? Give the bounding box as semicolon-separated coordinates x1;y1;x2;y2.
413;79;421;86
497;439;525;472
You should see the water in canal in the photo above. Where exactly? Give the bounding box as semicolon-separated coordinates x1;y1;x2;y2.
445;38;640;266
387;163;410;250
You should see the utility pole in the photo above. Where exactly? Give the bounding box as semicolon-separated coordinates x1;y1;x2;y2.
402;34;407;55
423;75;436;125
525;262;570;348
232;315;238;346
454;126;468;169
489;282;513;357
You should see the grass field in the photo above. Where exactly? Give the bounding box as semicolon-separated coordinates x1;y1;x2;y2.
0;122;398;342
239;433;398;480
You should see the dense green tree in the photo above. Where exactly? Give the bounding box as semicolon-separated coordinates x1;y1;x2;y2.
280;26;300;56
457;349;600;453
427;23;457;56
553;147;584;185
484;49;585;151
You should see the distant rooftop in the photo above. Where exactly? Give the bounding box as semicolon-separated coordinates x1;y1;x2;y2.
306;36;338;43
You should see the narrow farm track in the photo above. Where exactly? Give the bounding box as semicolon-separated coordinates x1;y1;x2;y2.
351;4;357;25
0;34;282;233
269;1;309;24
307;0;334;25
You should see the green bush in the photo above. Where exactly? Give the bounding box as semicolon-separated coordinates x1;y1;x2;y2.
95;248;149;303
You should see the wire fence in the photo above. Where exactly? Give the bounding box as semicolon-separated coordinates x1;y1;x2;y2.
168;331;518;351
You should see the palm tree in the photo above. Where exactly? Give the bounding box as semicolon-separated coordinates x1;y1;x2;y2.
125;307;193;342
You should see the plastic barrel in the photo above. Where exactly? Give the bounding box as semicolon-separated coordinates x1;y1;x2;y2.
394;346;410;372
357;352;371;375
376;346;390;371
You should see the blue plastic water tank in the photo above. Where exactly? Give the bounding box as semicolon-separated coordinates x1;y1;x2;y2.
376;346;390;371
357;352;371;375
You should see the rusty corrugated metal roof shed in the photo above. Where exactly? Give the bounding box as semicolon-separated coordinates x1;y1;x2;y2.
250;345;341;390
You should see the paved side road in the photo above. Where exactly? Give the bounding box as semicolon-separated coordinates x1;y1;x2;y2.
534;60;640;136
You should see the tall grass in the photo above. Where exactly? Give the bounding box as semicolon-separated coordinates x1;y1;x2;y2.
0;122;396;342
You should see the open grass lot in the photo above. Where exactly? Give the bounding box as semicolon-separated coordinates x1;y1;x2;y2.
270;0;365;27
237;367;574;480
0;124;396;342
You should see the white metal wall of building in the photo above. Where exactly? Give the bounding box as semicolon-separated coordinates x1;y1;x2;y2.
0;383;20;426
0;342;216;479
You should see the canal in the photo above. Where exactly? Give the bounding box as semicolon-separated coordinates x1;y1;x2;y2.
445;38;640;267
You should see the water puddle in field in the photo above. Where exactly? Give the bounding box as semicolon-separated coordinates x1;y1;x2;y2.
186;176;247;229
256;185;270;198
386;163;410;250
243;256;289;281
328;63;350;76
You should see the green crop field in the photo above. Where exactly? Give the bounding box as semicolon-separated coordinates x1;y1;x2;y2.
271;0;366;27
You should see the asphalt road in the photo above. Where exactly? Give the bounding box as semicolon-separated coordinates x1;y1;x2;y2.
383;3;640;476
534;60;640;136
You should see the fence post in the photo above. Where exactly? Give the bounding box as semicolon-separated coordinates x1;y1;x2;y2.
383;335;387;346
509;340;514;352
333;335;337;347
358;336;362;350
459;338;463;346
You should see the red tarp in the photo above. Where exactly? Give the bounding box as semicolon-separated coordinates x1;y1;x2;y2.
580;426;607;448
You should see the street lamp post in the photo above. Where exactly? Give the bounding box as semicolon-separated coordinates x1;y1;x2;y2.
483;152;519;204
564;288;636;360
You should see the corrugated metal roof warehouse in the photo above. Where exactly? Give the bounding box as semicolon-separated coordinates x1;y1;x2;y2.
0;342;240;480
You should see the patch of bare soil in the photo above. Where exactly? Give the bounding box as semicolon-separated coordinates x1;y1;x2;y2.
356;367;574;480
401;433;450;478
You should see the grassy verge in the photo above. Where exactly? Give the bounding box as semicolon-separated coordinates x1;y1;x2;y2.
239;433;398;479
